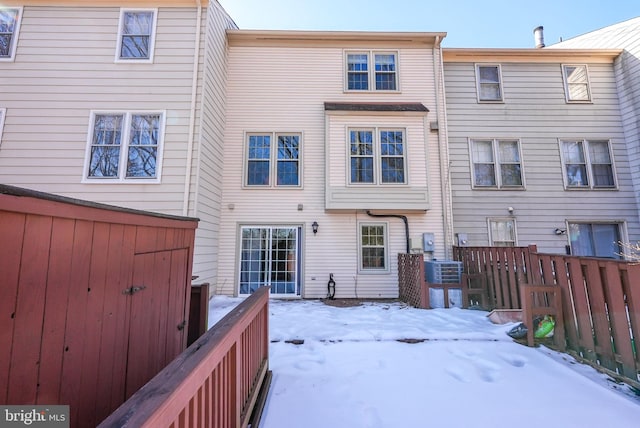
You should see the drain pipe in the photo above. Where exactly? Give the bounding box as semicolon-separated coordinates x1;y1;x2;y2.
366;211;410;253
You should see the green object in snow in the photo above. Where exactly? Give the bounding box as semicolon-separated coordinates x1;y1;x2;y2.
534;315;555;338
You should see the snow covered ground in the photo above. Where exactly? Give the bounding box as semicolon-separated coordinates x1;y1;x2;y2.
208;296;640;428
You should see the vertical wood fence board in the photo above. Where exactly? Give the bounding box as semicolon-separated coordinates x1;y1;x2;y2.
566;259;597;359
583;260;615;365
622;265;640;368
152;250;171;374
37;217;75;405
505;249;519;308
553;259;580;349
600;262;636;378
8;214;52;404
0;212;26;404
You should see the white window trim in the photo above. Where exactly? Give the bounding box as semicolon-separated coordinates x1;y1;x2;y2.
469;138;525;189
344;50;400;93
487;218;518;246
475;64;504;103
561;64;592;103
0;108;6;147
243;131;303;188
358;221;390;273
347;127;408;186
558;139;617;190
0;7;23;62
82;110;166;183
115;8;158;63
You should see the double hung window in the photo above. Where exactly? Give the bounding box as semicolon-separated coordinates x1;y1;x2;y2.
350;129;406;185
85;112;165;182
470;139;523;188
0;7;22;61
475;65;503;102
246;133;301;187
562;65;591;102
560;140;615;189
346;51;398;91
359;223;388;271
117;9;157;61
488;219;517;247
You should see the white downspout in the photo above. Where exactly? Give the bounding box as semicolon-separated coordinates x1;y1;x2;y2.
182;0;203;216
433;36;454;259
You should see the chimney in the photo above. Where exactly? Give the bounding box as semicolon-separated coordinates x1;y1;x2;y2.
533;26;545;48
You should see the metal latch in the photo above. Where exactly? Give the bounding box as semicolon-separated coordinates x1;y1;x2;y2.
177;320;186;331
122;285;147;295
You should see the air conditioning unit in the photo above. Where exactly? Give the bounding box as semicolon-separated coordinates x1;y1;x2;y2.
424;260;463;284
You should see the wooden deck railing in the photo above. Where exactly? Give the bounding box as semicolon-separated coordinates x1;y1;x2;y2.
453;246;640;388
98;286;270;428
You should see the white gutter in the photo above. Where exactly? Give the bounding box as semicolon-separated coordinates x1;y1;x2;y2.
433;36;454;258
182;0;203;216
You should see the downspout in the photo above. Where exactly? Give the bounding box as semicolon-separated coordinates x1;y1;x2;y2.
433;36;454;258
366;211;410;254
182;0;203;216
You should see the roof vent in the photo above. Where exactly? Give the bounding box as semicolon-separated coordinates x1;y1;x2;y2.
533;26;545;48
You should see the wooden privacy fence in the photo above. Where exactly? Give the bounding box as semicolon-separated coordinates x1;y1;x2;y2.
453;245;640;388
99;286;271;428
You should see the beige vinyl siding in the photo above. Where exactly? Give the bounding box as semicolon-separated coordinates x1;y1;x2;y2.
445;59;640;253
218;40;447;297
190;2;236;287
0;6;199;214
549;18;640;222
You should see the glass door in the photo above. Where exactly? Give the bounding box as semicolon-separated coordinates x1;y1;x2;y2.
239;226;300;296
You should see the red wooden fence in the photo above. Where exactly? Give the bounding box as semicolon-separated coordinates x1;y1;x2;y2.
453;246;640;388
99;286;271;428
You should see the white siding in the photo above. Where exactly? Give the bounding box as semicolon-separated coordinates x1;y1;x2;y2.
218;39;447;298
0;6;199;214
445;59;640;253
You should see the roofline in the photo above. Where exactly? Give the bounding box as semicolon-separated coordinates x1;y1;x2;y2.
443;48;623;63
227;29;447;46
1;0;208;6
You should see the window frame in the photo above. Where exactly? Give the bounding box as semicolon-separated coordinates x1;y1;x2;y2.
469;138;525;189
561;64;592;103
82;110;166;183
559;139;616;190
115;8;158;63
358;221;389;273
0;108;5;147
344;50;400;93
488;218;517;247
475;64;504;103
0;7;23;62
567;221;624;259
348;127;407;186
243;132;303;188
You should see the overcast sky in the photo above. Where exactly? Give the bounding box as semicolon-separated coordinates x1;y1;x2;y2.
217;0;639;48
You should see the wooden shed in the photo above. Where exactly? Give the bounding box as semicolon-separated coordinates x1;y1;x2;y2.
0;185;199;427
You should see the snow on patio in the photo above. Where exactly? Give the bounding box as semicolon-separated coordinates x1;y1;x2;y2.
209;297;640;428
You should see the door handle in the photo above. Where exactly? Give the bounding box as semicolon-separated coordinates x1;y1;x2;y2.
122;285;147;295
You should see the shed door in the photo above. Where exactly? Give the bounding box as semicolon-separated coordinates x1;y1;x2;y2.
124;248;189;399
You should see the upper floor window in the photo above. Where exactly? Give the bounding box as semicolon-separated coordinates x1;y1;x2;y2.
470;139;523;188
116;9;157;62
488;218;517;247
359;223;388;272
475;64;503;102
350;128;406;185
560;140;615;189
84;111;165;182
246;133;301;187
562;65;591;102
346;51;398;91
0;7;22;61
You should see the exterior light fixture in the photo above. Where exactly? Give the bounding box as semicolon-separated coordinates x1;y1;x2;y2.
312;221;319;235
554;228;567;236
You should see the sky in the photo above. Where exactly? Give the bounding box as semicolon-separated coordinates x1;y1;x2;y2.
217;0;639;48
209;296;640;428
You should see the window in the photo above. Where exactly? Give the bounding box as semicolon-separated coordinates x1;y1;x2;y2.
0;108;5;146
359;223;388;271
560;140;615;189
568;222;622;259
85;112;165;182
350;128;406;185
475;65;503;102
488;219;516;247
0;7;22;61
346;51;398;91
116;9;157;61
245;133;301;187
470;139;523;188
562;65;591;102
